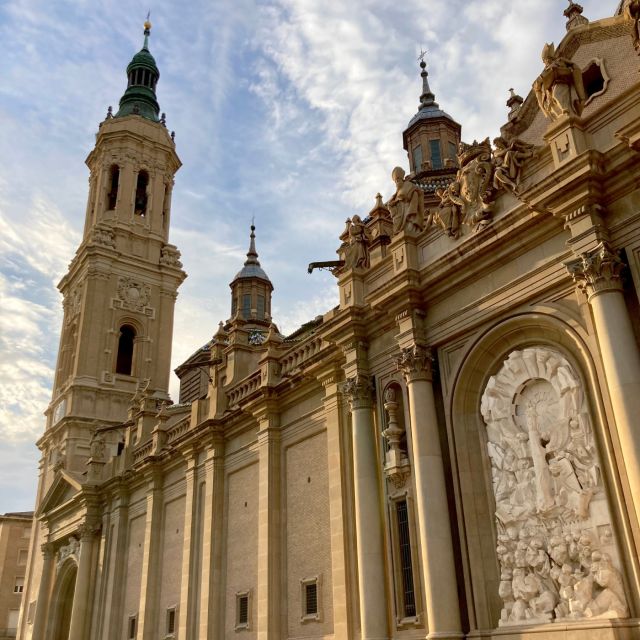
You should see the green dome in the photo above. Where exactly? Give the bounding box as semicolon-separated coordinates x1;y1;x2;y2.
115;25;161;122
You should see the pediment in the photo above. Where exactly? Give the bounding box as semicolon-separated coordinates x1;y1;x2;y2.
36;470;83;517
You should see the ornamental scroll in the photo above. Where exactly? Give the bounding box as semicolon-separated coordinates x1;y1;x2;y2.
480;347;628;626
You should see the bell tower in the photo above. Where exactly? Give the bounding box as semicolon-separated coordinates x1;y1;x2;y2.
42;19;186;476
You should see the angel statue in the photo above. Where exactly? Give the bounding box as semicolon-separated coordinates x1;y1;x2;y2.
493;137;536;195
533;43;586;120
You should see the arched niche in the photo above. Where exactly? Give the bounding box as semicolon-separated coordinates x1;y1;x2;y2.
448;313;637;631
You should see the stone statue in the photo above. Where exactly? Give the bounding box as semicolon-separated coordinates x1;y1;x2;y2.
493;137;536;195
533;43;586;120
386;167;425;235
433;183;462;238
90;433;106;461
481;347;629;626
622;0;640;51
344;215;370;269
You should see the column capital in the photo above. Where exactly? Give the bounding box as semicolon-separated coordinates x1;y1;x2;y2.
397;344;433;383
340;374;372;410
565;241;626;300
77;521;101;541
41;541;55;557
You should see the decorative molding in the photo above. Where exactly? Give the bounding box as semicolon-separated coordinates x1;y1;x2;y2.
565;242;625;300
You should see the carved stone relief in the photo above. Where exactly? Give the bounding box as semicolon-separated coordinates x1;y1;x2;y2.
480;347;628;626
115;276;152;314
160;244;183;269
56;536;79;569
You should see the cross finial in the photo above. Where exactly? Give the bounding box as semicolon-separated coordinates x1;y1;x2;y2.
418;48;427;63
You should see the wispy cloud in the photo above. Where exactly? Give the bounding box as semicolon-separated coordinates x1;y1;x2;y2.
0;0;617;511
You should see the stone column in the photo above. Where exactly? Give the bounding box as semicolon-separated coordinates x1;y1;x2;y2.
342;374;388;640
397;346;462;640
198;438;225;640
31;542;55;639
68;523;100;640
256;406;281;640
567;242;640;527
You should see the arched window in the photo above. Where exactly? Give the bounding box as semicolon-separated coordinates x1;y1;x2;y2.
107;165;119;210
135;171;149;216
116;325;136;375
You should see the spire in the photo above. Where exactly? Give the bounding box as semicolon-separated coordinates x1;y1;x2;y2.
115;18;161;122
232;223;271;284
245;224;260;266
418;57;438;111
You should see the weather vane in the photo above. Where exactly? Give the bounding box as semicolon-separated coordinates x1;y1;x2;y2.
418;48;427;63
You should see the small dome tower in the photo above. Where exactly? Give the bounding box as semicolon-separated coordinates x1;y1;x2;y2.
403;55;461;175
229;225;273;326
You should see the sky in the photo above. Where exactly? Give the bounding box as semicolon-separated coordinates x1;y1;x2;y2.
0;0;616;512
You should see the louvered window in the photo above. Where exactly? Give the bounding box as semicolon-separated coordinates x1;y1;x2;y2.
236;592;250;628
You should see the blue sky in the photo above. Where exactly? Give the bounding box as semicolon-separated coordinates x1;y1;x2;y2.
0;0;614;512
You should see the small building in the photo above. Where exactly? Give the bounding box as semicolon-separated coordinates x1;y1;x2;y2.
0;513;33;639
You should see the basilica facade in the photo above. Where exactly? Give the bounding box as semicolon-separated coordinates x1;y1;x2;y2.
16;4;640;640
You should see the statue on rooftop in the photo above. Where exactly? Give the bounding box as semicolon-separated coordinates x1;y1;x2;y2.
622;0;640;51
386;167;425;235
434;182;463;238
533;43;586;120
493;137;536;195
344;215;371;270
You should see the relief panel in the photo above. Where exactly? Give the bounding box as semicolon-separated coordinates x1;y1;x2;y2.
480;347;628;626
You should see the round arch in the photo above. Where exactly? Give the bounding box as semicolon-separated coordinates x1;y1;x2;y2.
48;558;78;640
448;312;639;630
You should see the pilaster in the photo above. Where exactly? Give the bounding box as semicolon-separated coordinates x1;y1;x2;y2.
198;437;225;640
255;399;281;640
31;542;55;640
319;367;351;640
178;450;200;640
137;469;163;640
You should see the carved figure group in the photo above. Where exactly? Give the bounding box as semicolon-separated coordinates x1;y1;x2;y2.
493;137;536;195
386;167;425;235
533;43;586;120
481;348;629;625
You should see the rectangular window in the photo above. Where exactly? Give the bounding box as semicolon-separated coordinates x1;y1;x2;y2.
305;582;318;615
396;500;416;617
300;576;321;622
236;591;250;629
166;607;176;635
8;609;19;630
127;614;137;639
13;577;24;594
412;145;423;173
242;294;251;319
429;139;443;169
257;295;265;320
17;549;28;565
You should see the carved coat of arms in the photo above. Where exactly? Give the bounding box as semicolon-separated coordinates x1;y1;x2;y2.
117;276;151;312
